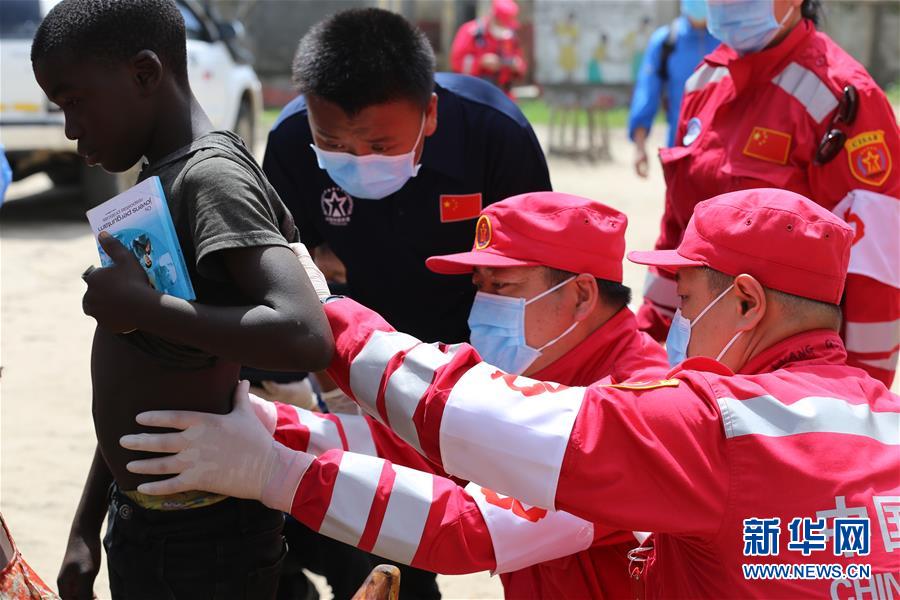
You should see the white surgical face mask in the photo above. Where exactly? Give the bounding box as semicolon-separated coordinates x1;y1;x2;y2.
666;283;743;367
468;276;578;375
310;115;425;200
707;0;795;54
489;23;515;40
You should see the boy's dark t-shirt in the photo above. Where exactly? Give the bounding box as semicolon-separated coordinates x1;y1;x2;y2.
92;130;300;489
127;130;300;368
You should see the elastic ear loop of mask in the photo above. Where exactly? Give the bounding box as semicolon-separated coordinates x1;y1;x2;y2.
691;283;743;363
690;283;734;329
526;276;579;352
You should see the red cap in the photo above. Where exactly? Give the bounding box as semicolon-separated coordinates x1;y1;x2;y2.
492;0;519;28
628;188;853;304
426;192;627;282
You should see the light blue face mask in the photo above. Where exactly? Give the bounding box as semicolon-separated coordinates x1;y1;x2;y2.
707;0;795;54
310;115;425;200
468;276;578;375
666;283;743;367
681;0;708;23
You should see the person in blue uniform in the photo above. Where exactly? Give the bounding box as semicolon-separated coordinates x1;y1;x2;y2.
627;0;719;177
261;8;550;599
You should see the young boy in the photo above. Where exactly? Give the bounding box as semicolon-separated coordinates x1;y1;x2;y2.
30;1;334;598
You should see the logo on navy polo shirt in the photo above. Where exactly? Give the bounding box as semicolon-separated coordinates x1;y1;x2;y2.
321;187;353;226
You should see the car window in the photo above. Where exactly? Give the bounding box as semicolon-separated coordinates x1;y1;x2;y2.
0;0;42;39
178;2;209;41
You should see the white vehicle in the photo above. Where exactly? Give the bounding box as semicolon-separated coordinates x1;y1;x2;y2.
0;0;262;206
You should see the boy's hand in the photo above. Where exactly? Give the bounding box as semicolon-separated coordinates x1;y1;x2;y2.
121;381;313;512
82;232;158;332
57;528;100;599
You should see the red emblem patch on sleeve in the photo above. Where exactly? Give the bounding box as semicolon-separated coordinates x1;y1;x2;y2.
845;130;892;187
742;126;792;165
439;193;483;223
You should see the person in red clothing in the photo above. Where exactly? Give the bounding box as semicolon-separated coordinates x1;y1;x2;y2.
0;514;56;600
637;0;900;387
450;0;526;96
123;188;898;599
124;192;670;599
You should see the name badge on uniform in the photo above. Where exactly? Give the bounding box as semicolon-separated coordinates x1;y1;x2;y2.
439;193;482;223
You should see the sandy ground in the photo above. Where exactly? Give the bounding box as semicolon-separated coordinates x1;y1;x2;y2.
0;123;677;599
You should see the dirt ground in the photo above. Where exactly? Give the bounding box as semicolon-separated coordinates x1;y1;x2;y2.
0;123;675;599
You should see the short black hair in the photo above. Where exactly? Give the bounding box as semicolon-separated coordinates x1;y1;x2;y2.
699;266;841;328
293;8;436;115
31;0;188;84
546;268;632;310
801;0;823;26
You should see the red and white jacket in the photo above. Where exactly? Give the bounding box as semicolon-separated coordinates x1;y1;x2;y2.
450;17;526;94
273;307;668;599
299;298;899;599
637;20;900;387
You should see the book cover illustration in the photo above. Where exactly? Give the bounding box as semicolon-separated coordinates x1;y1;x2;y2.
85;176;196;301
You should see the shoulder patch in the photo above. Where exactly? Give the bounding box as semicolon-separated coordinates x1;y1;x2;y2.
845;130;891;187
604;379;681;391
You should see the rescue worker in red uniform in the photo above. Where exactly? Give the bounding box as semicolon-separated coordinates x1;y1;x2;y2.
637;0;900;387
450;0;526;96
124;188;899;599
123;192;669;599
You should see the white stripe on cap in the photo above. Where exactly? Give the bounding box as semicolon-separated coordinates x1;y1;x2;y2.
844;320;900;355
293;406;343;456
383;343;455;454
335;413;377;457
772;62;838;123
684;64;729;94
370;465;434;565
717;395;899;445
440;362;584;509
349;330;420;421
319;453;383;546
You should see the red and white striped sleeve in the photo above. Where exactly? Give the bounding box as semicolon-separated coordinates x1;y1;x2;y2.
323;299;729;530
272;404;451;477
324;298;593;511
288;448;598;574
831;190;899;387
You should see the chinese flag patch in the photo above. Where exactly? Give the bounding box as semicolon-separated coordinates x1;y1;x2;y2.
845;130;892;187
742;126;792;165
440;193;482;223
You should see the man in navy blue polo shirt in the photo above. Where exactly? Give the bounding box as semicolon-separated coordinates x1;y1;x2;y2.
262;8;549;598
263;7;551;345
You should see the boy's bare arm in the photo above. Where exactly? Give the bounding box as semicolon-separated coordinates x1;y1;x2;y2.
58;446;112;599
82;234;333;372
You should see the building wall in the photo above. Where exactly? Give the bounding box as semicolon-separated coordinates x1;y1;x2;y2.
213;0;899;108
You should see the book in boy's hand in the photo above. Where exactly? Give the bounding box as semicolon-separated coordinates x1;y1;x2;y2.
85;176;196;301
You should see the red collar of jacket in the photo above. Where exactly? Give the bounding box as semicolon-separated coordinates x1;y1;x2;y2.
532;308;661;386
704;19;815;89
668;329;847;379
739;328;847;374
